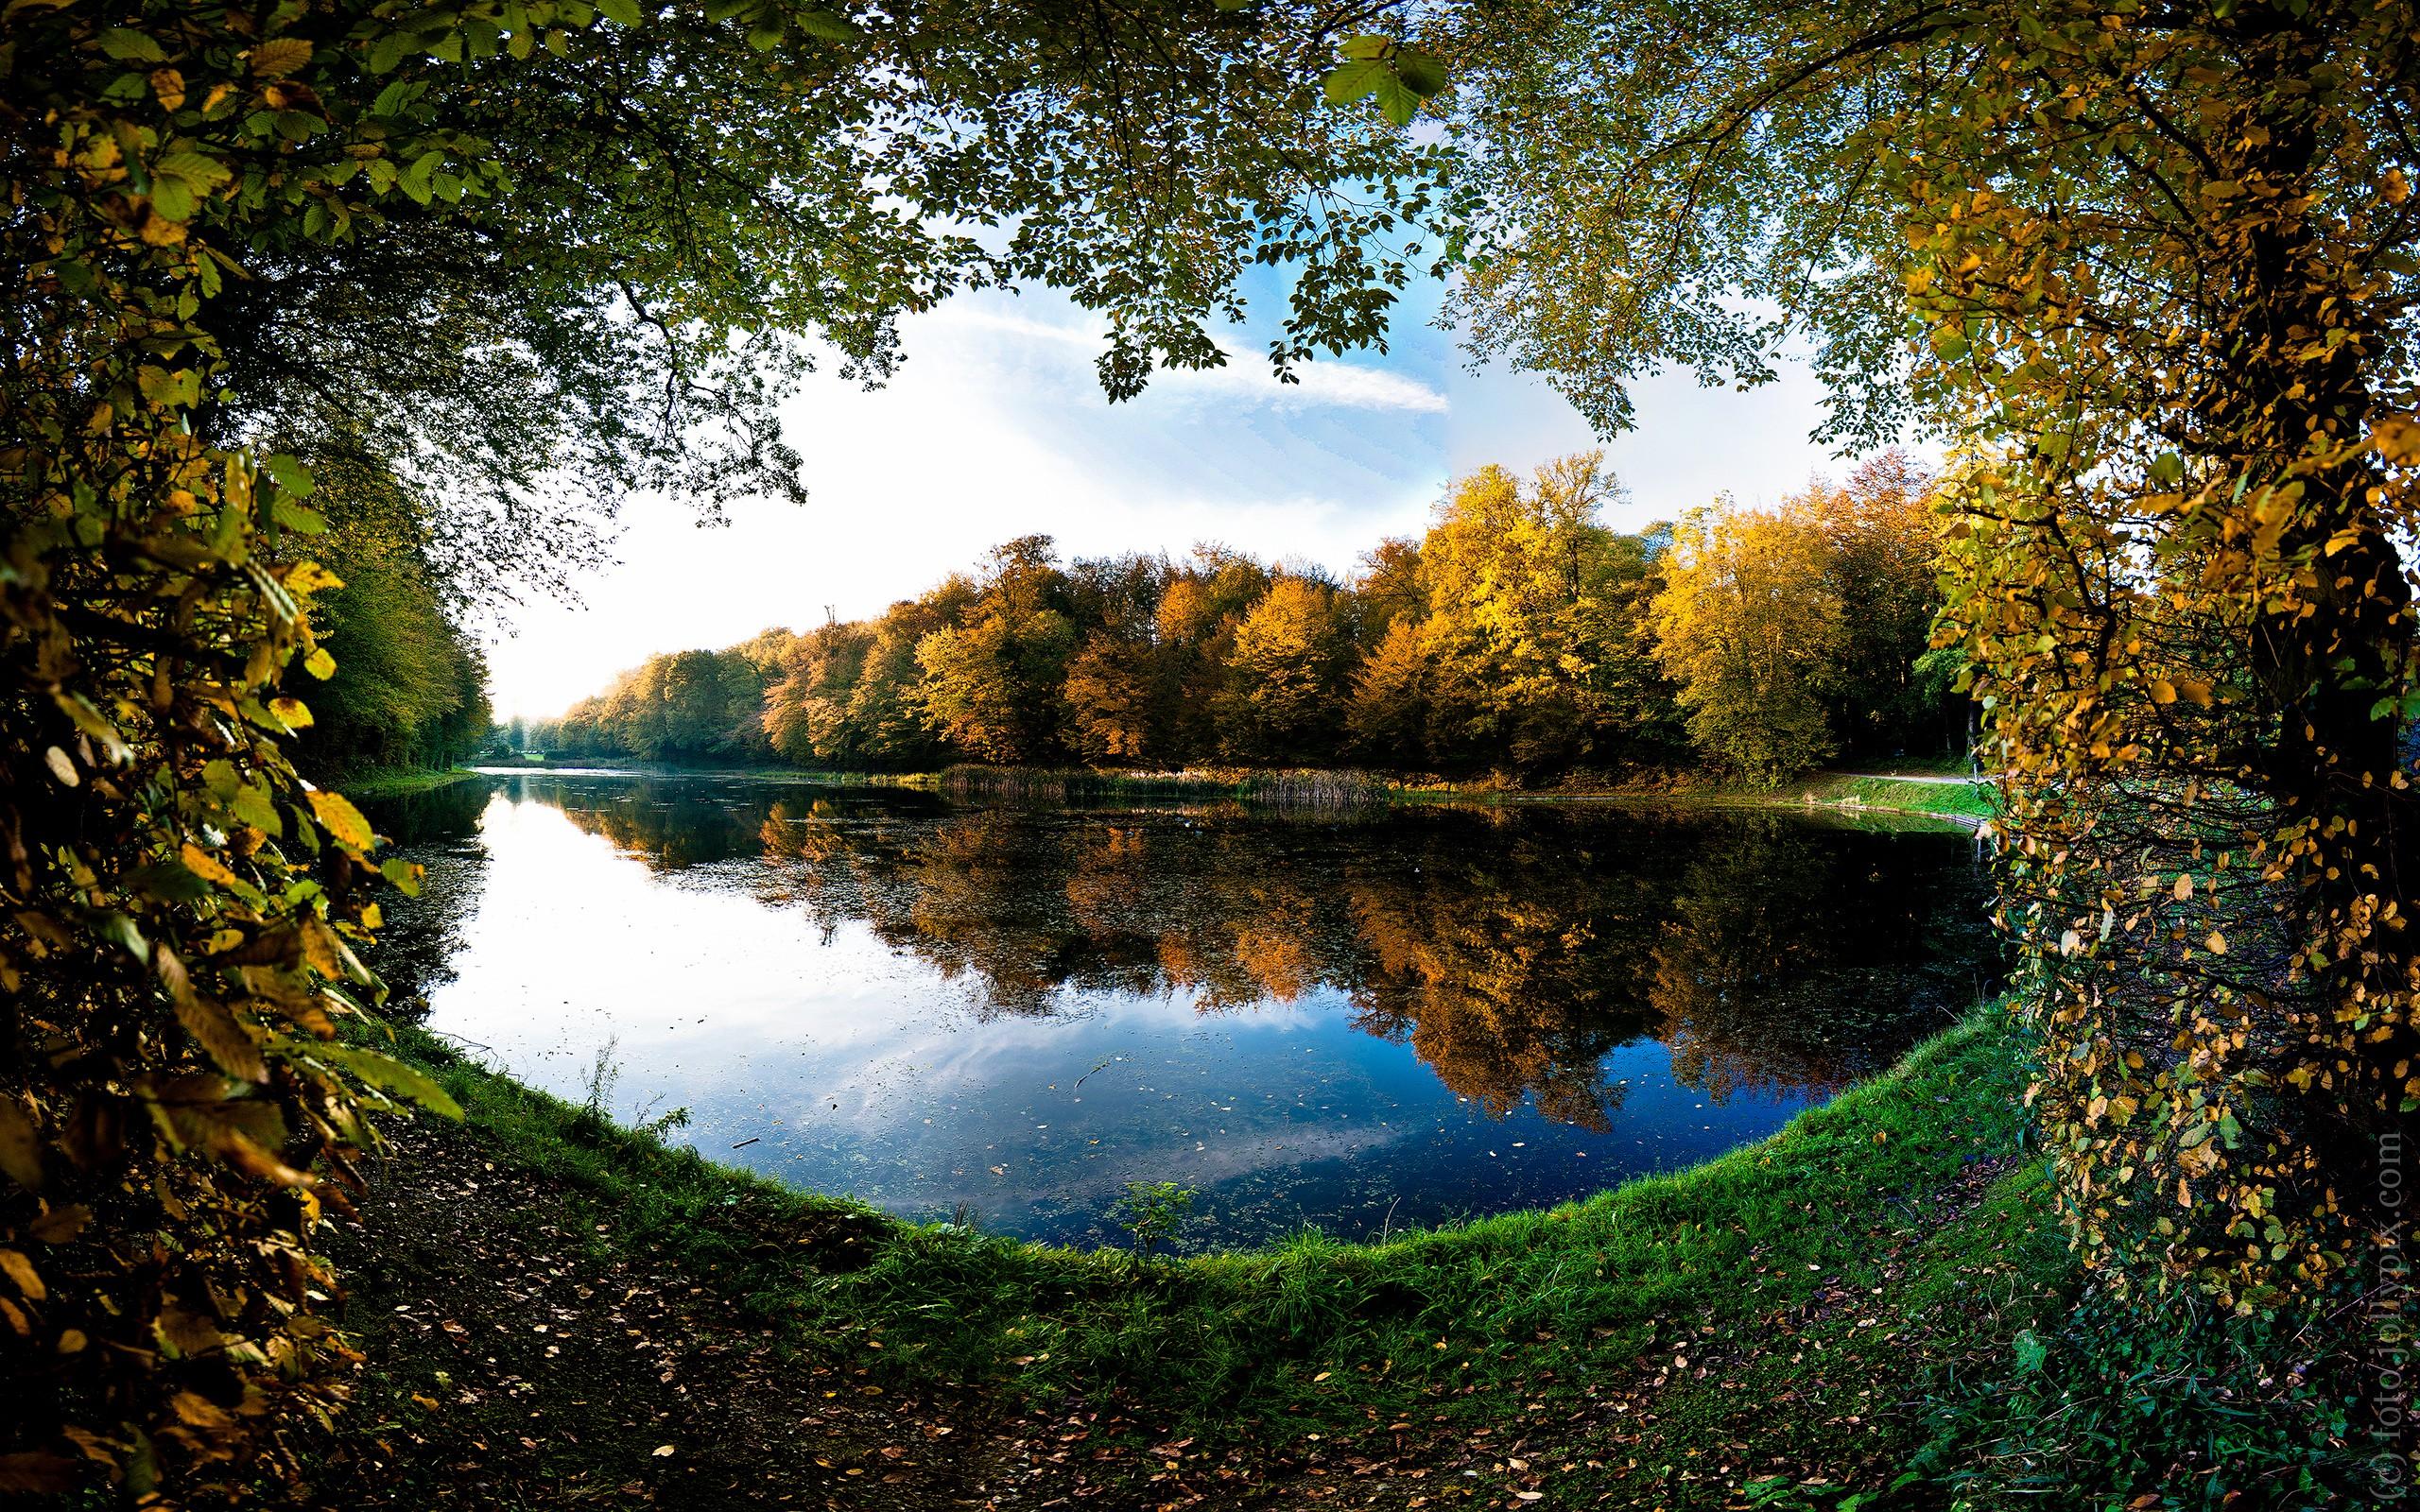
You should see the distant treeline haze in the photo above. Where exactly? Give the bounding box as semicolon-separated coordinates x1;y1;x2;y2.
525;452;1959;784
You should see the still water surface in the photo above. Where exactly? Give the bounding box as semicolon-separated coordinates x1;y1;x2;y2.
369;773;1999;1248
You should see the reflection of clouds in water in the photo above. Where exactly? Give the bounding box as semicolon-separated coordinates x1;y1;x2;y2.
898;1113;1409;1216
390;774;2001;1245
806;990;1341;1139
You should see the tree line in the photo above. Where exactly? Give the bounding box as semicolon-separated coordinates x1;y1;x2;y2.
529;451;1956;784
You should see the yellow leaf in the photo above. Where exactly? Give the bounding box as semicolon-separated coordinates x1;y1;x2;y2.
2173;874;2191;902
269;696;313;729
180;842;239;888
2375;416;2420;464
0;1249;44;1302
2205;931;2226;954
249;37;313;76
177;996;267;1082
284;560;343;594
309;790;374;850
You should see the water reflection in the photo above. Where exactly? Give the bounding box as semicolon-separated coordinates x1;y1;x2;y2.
371;774;1998;1246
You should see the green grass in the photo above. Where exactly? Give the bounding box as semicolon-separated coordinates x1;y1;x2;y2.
1811;772;1997;821
358;1009;2058;1499
344;1003;2378;1506
470;757;1996;828
338;766;485;800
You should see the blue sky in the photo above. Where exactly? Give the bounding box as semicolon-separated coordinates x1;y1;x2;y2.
483;272;1850;718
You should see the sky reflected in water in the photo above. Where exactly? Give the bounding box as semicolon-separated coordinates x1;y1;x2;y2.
367;774;2000;1248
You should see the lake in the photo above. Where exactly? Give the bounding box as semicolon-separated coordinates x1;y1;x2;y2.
367;772;2001;1249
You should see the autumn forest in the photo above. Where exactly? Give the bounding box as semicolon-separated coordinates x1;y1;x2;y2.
526;452;1957;785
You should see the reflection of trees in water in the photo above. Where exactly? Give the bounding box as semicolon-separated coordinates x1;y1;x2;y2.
1647;816;1996;1103
1342;819;1665;1132
357;778;496;1013
507;775;777;870
529;780;1999;1128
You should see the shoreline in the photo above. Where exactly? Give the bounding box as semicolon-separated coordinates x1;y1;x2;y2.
320;1005;2072;1506
338;765;490;801
455;759;1997;827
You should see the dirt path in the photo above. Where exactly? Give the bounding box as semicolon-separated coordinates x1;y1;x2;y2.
319;1121;1009;1509
313;1109;2036;1512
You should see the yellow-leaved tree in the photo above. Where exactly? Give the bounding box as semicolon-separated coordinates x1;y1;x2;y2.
1651;504;1846;785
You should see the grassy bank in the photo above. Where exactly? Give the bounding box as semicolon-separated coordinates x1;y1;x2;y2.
475;756;1996;826
339;765;486;800
1788;771;1996;823
321;1009;2066;1506
322;1004;2374;1508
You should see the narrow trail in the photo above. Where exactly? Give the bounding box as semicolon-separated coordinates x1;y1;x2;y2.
320;1121;999;1510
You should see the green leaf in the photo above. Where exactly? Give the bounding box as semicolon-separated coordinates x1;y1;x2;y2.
95;911;147;963
318;1045;463;1120
1322;60;1388;107
97;27;167;61
1339;34;1392;60
126;860;213;904
263;453;316;499
229;782;284;836
1393;47;1447;98
399;150;441;206
154;150;233;193
1372;72;1420;125
2012;1329;2047;1373
366;30;410;74
594;0;642;24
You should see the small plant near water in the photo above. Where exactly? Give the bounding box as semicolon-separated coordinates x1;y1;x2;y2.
568;1035;689;1143
571;1035;624;1142
1113;1180;1199;1263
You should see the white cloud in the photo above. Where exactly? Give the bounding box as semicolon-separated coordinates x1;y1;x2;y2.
929;302;1449;415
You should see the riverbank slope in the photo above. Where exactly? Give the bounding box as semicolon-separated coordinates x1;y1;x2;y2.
338;766;488;800
317;1010;2081;1508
